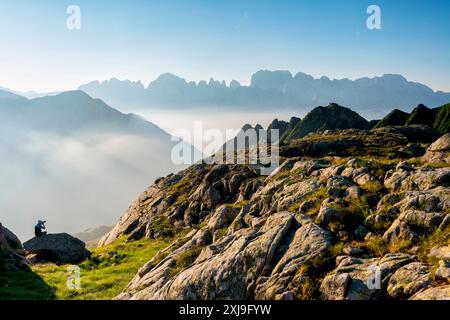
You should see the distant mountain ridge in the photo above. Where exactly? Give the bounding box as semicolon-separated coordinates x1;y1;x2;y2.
0;90;170;138
0;86;60;99
78;71;450;119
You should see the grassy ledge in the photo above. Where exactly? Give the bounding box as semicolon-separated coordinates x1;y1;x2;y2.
0;237;172;300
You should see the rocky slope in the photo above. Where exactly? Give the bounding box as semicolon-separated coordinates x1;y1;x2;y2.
0;224;26;271
100;124;450;300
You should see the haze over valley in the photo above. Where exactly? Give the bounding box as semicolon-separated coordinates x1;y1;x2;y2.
0;90;192;239
2;67;450;239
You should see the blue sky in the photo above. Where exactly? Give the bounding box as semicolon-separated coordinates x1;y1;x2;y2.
0;0;449;92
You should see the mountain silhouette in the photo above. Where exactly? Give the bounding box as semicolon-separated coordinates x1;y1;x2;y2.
78;71;450;119
374;103;449;134
284;103;370;140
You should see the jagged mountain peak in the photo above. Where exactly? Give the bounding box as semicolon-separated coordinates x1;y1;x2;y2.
77;71;450;119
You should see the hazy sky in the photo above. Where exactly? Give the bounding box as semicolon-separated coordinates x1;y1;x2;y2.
1;0;449;92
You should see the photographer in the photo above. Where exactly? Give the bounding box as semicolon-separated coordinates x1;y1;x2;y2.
34;220;47;237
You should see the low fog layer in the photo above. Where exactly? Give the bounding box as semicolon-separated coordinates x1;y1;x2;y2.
0;91;189;240
136;108;298;152
0;129;182;240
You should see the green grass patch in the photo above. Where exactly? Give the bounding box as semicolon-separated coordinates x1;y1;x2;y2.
272;170;292;181
0;261;55;300
417;226;450;264
363;235;389;257
0;236;172;300
168;246;203;278
329;242;346;258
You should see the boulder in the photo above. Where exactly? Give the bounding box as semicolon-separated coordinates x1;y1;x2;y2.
316;198;348;228
367;188;450;235
343;246;365;257
207;205;239;232
344;186;364;200
410;285;450;300
275;177;322;212
439;213;450;231
320;253;414;300
23;233;91;264
373;125;440;143
0;224;27;270
0;223;12;251
254;216;334;299
341;166;374;186
326;175;355;197
429;245;450;261
383;210;445;243
423;134;450;164
1;225;22;249
318;165;345;181
384;167;450;192
435;260;450;281
387;262;432;299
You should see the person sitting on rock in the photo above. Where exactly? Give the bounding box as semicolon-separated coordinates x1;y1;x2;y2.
35;220;47;237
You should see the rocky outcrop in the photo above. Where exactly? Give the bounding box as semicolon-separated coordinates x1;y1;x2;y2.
387;262;432;299
364;187;450;244
429;245;450;261
423;134;450;164
435;260;450;281
254;216;334;299
410;285;450;300
99;165;257;246
1;224;23;250
281;125;439;159
118;212;295;299
384;166;450;192
0;223;26;270
100;132;450;300
320;253;414;300
23;233;91;264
